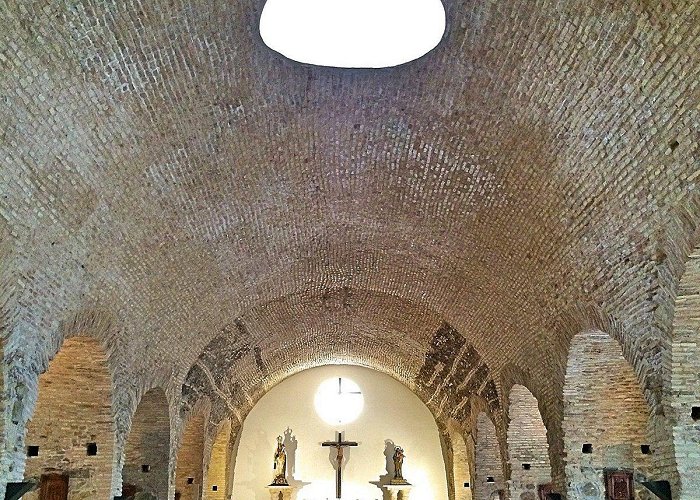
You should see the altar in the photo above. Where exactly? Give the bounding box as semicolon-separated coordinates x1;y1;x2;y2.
230;365;448;500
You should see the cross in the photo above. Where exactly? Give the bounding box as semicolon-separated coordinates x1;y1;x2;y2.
322;431;358;499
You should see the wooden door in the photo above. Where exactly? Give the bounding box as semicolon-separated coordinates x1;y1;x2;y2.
38;473;69;500
605;470;634;500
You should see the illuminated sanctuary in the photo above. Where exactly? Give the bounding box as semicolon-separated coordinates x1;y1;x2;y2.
0;0;699;500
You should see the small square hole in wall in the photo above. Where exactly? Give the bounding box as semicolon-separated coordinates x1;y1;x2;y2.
27;446;39;457
141;464;151;473
582;443;593;454
187;478;194;485
86;443;98;456
641;444;651;455
486;476;495;483
463;482;470;488
212;485;218;491
522;463;531;470
692;406;700;421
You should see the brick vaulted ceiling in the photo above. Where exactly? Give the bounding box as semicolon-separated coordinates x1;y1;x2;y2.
0;0;699;424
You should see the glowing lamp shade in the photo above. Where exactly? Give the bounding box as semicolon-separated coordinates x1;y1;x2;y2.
259;0;446;68
314;377;364;425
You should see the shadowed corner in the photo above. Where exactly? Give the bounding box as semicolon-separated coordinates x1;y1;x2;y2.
369;439;396;500
283;428;311;499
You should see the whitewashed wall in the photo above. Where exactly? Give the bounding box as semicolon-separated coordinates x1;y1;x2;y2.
232;365;448;500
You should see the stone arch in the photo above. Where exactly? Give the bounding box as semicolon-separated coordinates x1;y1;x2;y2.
446;419;473;500
204;418;231;499
474;412;506;500
176;402;209;500
507;384;552;500
122;387;170;499
670;243;700;496
563;329;652;499
22;336;115;499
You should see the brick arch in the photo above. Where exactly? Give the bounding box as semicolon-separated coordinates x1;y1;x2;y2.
22;336;115;499
176;400;210;500
122;387;170;499
562;329;652;500
500;363;564;493
506;384;552;500
444;419;473;500
474;411;506;500
551;302;662;414
669;241;700;496
181;314;501;427
204;418;232;500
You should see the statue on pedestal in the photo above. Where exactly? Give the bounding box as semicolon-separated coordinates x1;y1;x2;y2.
390;446;410;485
271;435;289;486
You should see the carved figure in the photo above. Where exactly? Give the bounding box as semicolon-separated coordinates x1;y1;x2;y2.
391;446;409;484
271;435;289;485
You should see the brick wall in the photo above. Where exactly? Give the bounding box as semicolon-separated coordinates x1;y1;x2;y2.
176;407;207;500
474;412;505;500
563;330;652;500
671;246;700;496
123;387;170;498
507;384;552;500
204;419;231;500
447;421;473;500
23;337;114;500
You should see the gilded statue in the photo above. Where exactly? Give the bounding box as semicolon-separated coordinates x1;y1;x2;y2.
271;435;289;486
390;446;410;485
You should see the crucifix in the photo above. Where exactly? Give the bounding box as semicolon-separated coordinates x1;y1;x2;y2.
322;431;358;499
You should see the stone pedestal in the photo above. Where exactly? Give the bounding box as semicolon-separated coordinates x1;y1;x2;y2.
267;485;293;500
384;484;412;500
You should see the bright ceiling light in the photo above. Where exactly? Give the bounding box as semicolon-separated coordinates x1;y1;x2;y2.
259;0;446;68
314;377;364;425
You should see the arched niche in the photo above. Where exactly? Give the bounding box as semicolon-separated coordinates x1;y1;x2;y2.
507;384;552;500
474;412;505;499
446;420;473;500
563;330;651;499
204;419;231;499
231;364;449;499
122;387;170;499
176;404;207;500
670;244;700;495
22;336;114;499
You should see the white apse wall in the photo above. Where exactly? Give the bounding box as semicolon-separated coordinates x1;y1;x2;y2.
231;365;449;500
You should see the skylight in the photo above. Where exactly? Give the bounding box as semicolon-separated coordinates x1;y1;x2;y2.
259;0;446;68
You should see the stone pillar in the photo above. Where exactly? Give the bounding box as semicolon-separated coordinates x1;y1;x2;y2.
266;485;293;500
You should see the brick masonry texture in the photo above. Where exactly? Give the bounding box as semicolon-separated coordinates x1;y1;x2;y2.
0;0;699;498
445;420;473;500
176;404;207;500
507;385;552;499
563;330;652;500
22;338;114;500
475;413;505;499
123;388;171;499
204;419;231;500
